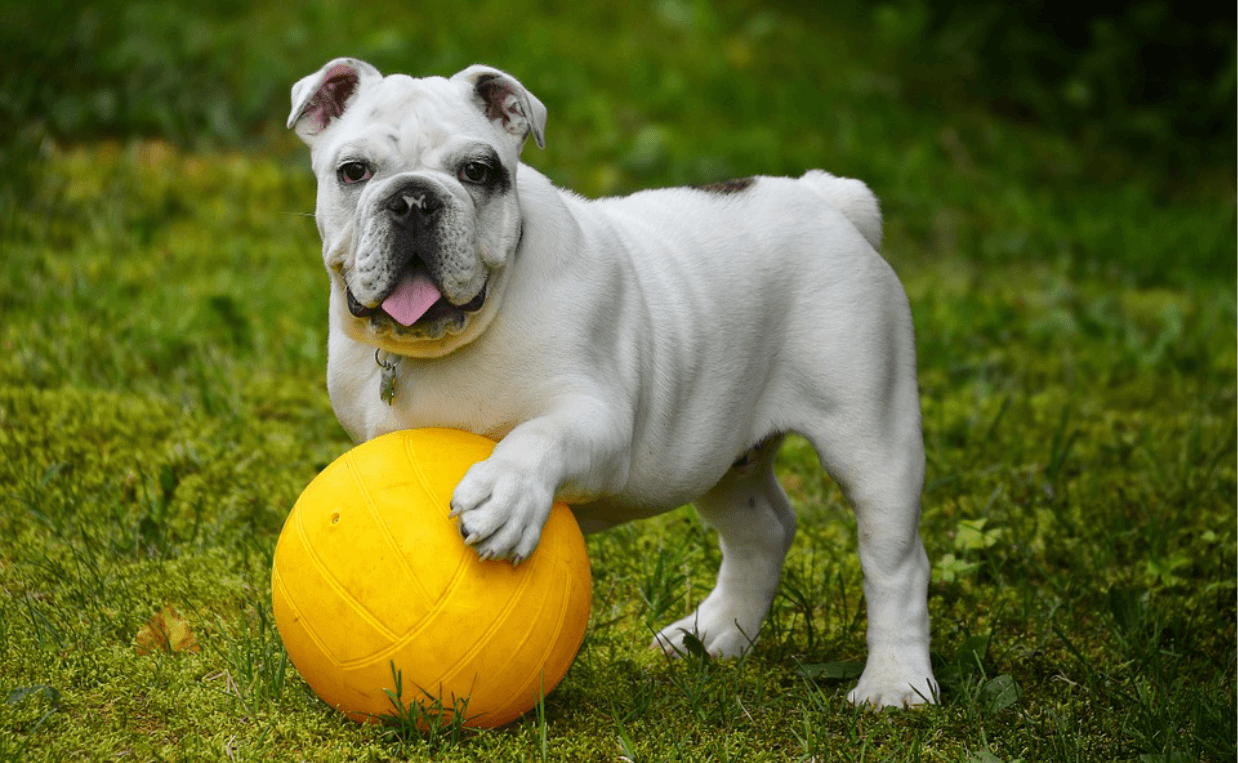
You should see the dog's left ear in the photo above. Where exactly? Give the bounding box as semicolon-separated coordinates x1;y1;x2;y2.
454;65;547;150
288;58;383;145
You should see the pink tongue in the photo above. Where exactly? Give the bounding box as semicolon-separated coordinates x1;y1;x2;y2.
381;270;442;326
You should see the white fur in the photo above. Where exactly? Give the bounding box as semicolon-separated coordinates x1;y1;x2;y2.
291;60;937;708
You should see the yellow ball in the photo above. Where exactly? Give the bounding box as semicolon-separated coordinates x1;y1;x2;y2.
271;428;592;728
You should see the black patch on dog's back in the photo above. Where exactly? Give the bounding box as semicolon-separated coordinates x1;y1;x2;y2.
690;177;755;195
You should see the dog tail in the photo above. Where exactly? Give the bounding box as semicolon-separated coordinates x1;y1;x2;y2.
799;170;883;252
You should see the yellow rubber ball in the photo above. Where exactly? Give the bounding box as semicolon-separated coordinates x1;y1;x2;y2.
271;428;592;727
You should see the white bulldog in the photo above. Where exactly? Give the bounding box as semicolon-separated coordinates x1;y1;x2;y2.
288;59;937;707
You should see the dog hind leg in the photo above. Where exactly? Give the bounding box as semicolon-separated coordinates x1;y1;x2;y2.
652;436;796;658
802;389;937;707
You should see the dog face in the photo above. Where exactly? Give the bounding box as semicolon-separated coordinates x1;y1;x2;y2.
288;60;546;357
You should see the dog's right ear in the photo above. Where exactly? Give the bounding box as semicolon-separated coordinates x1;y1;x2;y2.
288;58;382;145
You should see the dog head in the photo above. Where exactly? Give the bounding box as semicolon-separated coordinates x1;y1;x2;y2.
289;59;546;357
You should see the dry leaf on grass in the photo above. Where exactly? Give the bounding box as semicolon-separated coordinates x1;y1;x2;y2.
135;605;201;655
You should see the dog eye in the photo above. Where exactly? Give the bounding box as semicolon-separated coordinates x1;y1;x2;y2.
338;161;372;185
459;161;493;186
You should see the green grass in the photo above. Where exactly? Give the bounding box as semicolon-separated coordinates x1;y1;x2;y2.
1;1;1234;761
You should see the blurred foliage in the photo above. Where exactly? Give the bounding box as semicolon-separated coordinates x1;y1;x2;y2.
0;0;1232;290
843;0;1235;167
1;0;1231;164
1;0;309;145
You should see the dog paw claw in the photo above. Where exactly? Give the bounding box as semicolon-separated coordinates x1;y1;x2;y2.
450;457;552;561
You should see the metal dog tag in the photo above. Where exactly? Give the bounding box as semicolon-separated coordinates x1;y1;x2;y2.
375;350;398;405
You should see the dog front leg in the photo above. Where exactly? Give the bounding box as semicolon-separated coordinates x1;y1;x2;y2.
449;398;628;563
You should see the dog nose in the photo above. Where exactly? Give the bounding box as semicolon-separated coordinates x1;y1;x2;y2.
385;183;442;223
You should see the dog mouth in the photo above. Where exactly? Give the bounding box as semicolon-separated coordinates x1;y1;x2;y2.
345;265;487;328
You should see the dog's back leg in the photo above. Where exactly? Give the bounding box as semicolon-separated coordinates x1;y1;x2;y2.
652;435;796;658
800;347;937;707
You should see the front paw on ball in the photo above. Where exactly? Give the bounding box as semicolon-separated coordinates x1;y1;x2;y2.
449;458;552;563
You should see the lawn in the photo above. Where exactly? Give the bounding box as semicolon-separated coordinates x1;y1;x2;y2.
1;1;1234;761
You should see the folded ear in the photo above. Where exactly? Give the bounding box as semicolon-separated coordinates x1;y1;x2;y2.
453;65;547;150
288;58;382;145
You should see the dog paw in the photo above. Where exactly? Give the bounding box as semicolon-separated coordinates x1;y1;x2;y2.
651;596;763;659
846;652;938;708
449;457;553;562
